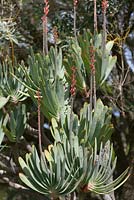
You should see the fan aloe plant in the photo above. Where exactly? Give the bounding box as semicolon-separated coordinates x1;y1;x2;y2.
19;143;83;198
0;58;27;105
53;99;113;147
14;47;69;121
19;99;130;199
2;104;26;142
19;132;129;199
0;1;131;200
0;112;8;149
16;25;130;199
64;30;117;92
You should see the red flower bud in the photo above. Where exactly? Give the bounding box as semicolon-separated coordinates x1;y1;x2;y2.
102;0;108;13
70;66;77;96
89;46;96;75
74;0;78;7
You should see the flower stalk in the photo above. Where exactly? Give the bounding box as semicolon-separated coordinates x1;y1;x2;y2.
73;0;78;40
89;45;96;108
94;0;98;33
70;66;77;152
37;90;42;155
53;26;58;48
102;0;108;53
70;66;77;97
42;0;49;55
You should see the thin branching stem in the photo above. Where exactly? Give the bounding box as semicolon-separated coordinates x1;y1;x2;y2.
43;0;49;55
88;0;97;112
102;12;106;53
53;26;58;48
93;73;96;108
94;0;98;33
69;96;74;154
89;45;96;109
73;5;77;40
45;20;48;55
10;40;14;66
89;74;93;122
43;21;45;55
119;40;125;117
69;65;76;154
43;19;48;55
37;90;42;155
102;0;108;53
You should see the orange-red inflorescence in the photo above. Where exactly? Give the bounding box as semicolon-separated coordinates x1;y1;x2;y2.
42;0;49;30
89;46;96;75
70;66;77;97
102;0;108;13
53;26;58;44
44;0;49;16
74;0;78;7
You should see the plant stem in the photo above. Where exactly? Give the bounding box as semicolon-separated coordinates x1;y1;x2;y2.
120;40;125;117
69;96;74;153
43;0;49;55
43;21;45;55
94;0;98;33
102;0;107;54
43;19;48;55
37;90;42;155
93;0;97;108
89;74;93;122
73;5;77;40
10;40;14;66
93;73;96;108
